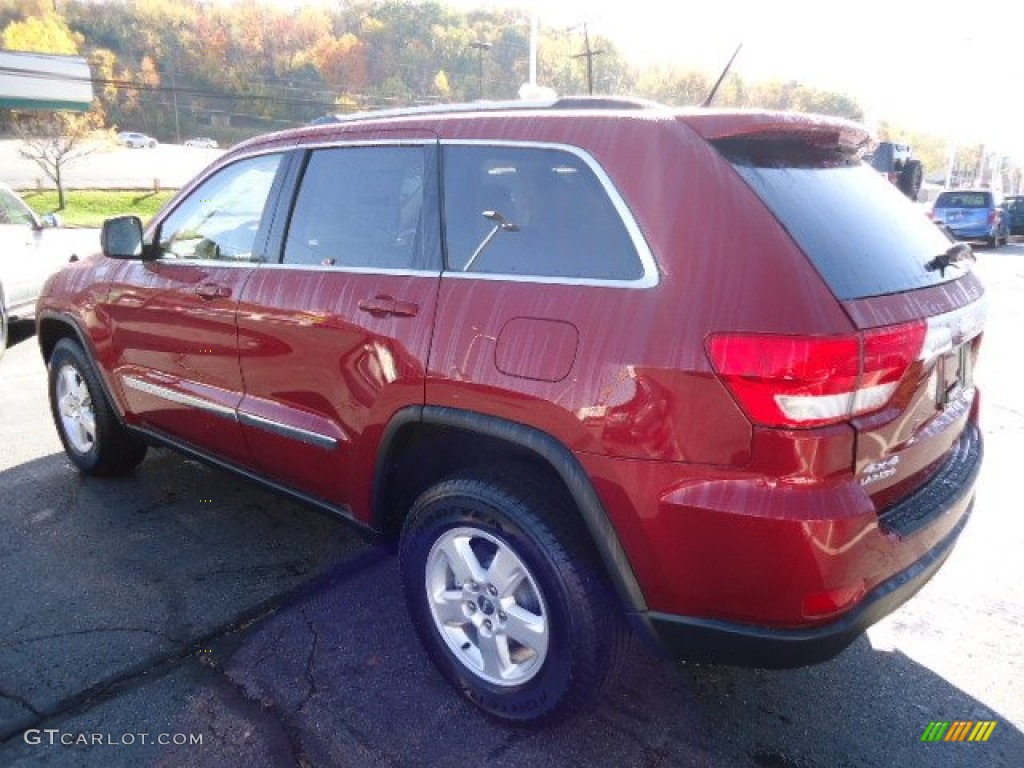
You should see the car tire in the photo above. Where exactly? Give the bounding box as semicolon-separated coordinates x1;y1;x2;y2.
899;159;923;201
48;338;147;476
399;463;627;724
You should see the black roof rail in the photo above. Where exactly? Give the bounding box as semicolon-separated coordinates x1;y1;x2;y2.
550;96;662;110
308;96;666;126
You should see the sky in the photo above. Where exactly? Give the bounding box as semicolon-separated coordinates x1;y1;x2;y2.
449;0;1024;161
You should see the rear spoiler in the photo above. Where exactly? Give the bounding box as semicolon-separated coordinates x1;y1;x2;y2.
675;110;871;153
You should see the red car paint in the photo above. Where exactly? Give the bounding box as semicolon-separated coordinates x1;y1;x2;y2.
37;101;985;664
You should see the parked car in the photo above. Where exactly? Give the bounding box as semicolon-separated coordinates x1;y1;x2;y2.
0;182;98;360
184;137;219;148
118;131;157;149
863;140;924;200
930;189;1009;246
1001;195;1024;236
36;99;986;723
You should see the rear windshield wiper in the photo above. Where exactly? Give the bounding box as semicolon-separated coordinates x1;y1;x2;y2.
925;242;975;276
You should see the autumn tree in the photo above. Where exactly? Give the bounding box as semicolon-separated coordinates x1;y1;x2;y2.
16;111;110;209
1;9;83;53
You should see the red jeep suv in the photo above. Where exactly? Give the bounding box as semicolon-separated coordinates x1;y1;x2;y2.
36;99;985;723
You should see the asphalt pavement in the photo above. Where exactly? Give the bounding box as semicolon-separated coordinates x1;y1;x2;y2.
0;249;1022;767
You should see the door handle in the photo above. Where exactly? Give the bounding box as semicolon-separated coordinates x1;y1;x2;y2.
358;296;396;316
195;284;231;300
391;300;419;317
358;295;420;318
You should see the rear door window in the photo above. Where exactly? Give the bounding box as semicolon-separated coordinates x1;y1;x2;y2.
283;145;432;270
719;139;968;300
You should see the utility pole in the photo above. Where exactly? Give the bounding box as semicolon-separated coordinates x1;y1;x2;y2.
470;40;491;100
944;143;957;189
170;58;181;144
571;22;604;95
529;14;538;88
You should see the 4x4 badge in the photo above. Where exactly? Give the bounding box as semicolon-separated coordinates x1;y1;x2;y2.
860;456;900;486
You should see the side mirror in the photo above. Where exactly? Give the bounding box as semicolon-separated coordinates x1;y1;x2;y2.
101;215;146;259
41;212;63;229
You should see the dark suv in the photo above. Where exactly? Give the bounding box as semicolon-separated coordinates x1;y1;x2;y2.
36;99;986;724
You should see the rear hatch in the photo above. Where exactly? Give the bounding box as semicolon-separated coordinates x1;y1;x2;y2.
686;114;986;531
932;191;994;235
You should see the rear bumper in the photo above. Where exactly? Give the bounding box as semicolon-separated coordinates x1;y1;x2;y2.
947;225;995;239
634;499;971;667
630;424;982;668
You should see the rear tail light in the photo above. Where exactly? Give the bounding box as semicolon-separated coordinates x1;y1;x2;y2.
707;322;926;428
988;210;997;225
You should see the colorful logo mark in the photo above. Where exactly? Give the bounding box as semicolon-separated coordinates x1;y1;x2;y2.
921;721;997;742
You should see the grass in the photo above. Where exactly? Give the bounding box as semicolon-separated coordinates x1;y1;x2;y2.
19;189;177;228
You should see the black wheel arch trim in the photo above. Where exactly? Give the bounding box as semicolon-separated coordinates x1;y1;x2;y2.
373;404;649;613
36;310;129;422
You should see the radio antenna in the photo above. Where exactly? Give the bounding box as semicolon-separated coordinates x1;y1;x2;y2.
701;43;743;107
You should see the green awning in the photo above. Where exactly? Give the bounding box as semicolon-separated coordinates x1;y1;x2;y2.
0;50;92;111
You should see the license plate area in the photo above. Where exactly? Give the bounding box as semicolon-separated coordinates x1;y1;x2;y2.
937;344;971;409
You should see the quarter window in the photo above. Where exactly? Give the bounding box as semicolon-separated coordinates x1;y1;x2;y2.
156;153;282;261
442;145;643;281
283;146;429;270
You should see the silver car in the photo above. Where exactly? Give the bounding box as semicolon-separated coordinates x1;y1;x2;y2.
118;131;158;149
0;183;98;359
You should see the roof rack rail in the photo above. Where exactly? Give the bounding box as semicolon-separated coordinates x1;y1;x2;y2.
550;96;661;110
308;96;665;126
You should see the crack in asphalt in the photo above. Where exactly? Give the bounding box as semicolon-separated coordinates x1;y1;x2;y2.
0;686;42;718
0;544;391;755
191;560;313;581
0;602;280;745
0;626;176;650
295;607;320;717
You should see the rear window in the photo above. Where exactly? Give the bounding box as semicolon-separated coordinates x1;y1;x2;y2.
718;138;968;301
934;192;991;209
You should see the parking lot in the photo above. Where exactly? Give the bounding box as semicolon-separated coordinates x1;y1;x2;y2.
0;247;1022;767
0;139;221;190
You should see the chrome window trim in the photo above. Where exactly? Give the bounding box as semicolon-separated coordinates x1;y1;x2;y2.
122;376;237;420
237;411;339;451
438;270;650;288
256;262;439;277
439;139;659;289
149;258;261;269
280;138;435;152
